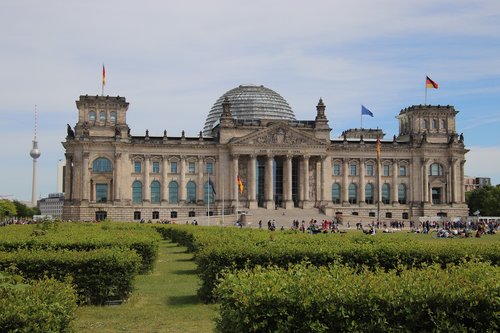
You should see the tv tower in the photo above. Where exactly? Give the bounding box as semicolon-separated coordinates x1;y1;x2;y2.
29;106;41;207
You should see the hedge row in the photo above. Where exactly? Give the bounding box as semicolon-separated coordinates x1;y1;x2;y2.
155;225;500;301
215;262;500;332
0;248;141;305
0;271;77;332
0;222;160;272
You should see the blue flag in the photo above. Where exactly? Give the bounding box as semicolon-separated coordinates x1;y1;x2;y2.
361;105;373;117
208;177;216;195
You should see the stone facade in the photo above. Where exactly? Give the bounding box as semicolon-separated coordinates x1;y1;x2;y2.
62;90;468;222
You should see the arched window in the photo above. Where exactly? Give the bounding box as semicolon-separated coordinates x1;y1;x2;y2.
365;183;374;204
204;181;215;204
110;111;116;123
168;181;178;204
99;111;106;122
92;157;112;172
398;184;407;204
382;183;390;204
332;183;341;204
429;163;443;176
186;181;196;203
151;181;161;204
348;183;357;204
422;119;428;129
432;119;437;129
132;180;143;204
440;119;446;129
88;111;96;121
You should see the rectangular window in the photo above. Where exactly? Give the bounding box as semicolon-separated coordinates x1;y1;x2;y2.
206;162;213;174
366;164;373;176
188;162;195;174
350;164;357;176
170;161;178;173
383;165;390;176
152;211;159;219
399;166;407;177
96;183;108;203
133;211;141;220
152;161;160;173
333;163;340;176
134;161;142;173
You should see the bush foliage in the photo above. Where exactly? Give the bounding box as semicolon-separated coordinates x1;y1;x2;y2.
0;271;77;332
216;262;500;333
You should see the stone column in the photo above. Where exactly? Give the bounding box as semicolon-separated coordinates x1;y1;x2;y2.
320;155;330;204
143;156;150;202
248;155;257;209
265;154;274;209
179;156;186;204
392;159;398;205
114;153;121;202
198;157;204;204
422;159;429;203
460;160;466;202
161;156;168;203
450;158;458;203
64;154;73;200
359;159;365;205
284;155;293;208
302;155;310;208
232;155;239;207
82;152;89;202
342;158;349;205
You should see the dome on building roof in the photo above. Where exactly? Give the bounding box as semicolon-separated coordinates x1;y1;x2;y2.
203;84;296;136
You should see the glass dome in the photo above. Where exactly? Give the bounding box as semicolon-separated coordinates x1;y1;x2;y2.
203;84;296;137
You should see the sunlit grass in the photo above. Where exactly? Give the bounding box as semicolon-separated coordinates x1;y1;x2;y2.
74;240;217;333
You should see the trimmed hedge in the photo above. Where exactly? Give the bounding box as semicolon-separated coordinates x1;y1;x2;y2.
0;248;141;305
154;225;500;301
0;222;160;272
215;262;500;332
0;271;77;332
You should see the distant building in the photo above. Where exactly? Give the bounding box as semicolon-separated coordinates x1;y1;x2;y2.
62;85;469;222
464;176;491;192
38;193;64;219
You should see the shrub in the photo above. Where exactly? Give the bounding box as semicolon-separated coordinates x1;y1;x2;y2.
215;262;500;332
0;271;77;332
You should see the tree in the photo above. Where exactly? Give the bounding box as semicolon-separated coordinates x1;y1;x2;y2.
466;186;500;216
12;200;39;218
0;199;17;219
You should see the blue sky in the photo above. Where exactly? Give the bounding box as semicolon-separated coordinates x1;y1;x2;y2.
1;0;499;202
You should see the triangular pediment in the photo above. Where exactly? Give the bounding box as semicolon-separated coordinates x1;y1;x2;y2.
231;122;326;146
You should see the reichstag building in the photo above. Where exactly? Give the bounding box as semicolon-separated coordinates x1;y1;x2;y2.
62;84;468;222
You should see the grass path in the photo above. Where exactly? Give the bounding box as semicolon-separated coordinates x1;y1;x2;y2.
74;240;217;332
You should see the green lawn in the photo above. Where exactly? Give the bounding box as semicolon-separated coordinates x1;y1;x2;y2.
74;240;217;332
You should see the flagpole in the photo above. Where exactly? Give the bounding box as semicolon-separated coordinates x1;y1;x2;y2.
361;111;363;129
222;175;225;226
207;178;210;226
377;134;381;227
424;76;427;105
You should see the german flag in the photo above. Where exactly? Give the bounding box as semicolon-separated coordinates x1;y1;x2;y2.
426;76;438;89
377;136;381;161
237;175;244;194
102;64;106;86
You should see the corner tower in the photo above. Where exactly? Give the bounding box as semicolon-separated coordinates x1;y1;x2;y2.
73;95;130;140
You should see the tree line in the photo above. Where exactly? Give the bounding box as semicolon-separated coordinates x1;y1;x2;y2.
0;200;40;220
